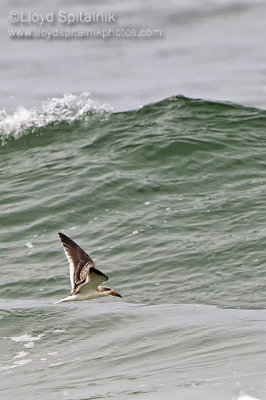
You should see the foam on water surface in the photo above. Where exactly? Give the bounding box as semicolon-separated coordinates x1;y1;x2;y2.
0;92;111;141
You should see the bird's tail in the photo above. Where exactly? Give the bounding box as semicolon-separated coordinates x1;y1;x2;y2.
53;294;74;304
53;297;67;304
53;299;62;304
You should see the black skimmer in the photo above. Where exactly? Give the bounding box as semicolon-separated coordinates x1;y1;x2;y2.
54;232;122;303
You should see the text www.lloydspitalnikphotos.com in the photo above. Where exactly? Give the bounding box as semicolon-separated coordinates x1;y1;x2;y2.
7;9;163;40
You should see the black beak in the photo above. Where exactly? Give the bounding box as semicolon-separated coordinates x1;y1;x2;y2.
110;290;123;298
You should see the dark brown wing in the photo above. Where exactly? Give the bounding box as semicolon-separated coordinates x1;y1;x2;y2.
58;232;95;291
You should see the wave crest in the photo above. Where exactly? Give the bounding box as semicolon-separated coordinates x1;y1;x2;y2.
0;92;112;142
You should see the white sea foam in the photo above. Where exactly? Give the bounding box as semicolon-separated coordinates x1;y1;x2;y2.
0;358;32;371
13;359;32;367
11;333;43;342
49;361;64;367
233;395;261;400
0;93;112;141
11;333;44;348
24;342;35;348
53;328;66;333
13;351;28;360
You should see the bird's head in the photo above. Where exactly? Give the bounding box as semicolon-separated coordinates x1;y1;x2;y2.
98;286;123;298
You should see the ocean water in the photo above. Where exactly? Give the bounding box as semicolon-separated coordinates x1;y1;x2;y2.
2;0;266;399
1;94;266;400
2;0;266;111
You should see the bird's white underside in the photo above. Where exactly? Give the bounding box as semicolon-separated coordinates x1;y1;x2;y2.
54;290;109;303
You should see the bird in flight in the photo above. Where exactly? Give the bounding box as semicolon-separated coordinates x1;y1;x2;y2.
54;232;122;303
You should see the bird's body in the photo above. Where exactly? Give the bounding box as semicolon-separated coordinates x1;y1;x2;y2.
54;232;122;303
55;291;103;303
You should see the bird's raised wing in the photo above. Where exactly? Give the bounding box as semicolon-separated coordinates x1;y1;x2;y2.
58;232;97;291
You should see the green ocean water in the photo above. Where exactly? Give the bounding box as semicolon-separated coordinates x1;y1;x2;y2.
1;95;266;399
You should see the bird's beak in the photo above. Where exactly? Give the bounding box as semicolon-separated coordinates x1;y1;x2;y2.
110;290;123;298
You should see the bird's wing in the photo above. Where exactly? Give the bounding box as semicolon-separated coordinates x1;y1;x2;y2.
75;265;108;294
58;232;96;291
